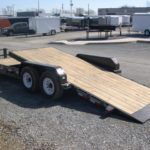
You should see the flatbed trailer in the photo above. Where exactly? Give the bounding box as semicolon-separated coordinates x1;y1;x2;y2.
0;48;150;123
89;25;116;31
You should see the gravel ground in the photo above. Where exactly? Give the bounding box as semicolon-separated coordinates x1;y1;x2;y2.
0;34;150;150
0;75;149;150
0;120;25;150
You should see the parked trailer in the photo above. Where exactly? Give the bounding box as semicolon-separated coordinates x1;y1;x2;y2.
61;17;85;27
106;15;131;27
88;17;116;31
122;15;131;26
88;16;108;26
106;15;122;27
0;48;150;123
29;17;60;35
132;13;150;36
61;16;117;32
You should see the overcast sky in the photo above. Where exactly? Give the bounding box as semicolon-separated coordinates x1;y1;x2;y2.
0;0;149;11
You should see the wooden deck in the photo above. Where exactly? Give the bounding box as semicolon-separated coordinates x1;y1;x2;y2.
5;48;150;122
0;58;20;66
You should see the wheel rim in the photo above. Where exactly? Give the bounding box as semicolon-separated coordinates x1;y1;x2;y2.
43;77;55;96
9;32;13;36
52;30;56;35
145;31;149;36
23;72;33;89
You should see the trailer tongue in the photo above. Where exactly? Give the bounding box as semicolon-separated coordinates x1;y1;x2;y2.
1;47;150;123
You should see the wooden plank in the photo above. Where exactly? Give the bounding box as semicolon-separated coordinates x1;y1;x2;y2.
0;58;20;66
10;48;150;123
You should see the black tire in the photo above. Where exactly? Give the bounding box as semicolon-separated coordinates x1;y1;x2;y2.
144;30;150;36
40;71;63;100
43;33;47;36
20;67;39;92
64;29;68;32
8;31;14;36
51;30;56;35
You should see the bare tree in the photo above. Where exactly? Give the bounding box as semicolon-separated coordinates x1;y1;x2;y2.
76;8;85;16
2;5;14;16
85;9;96;16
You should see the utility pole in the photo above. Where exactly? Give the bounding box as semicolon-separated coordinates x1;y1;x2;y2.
88;4;90;29
87;4;90;39
62;3;64;14
88;3;90;16
12;4;15;16
70;0;73;17
38;0;40;14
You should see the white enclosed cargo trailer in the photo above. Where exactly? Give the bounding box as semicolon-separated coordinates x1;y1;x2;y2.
104;15;130;26
122;15;130;26
29;17;60;35
106;15;122;27
132;13;150;36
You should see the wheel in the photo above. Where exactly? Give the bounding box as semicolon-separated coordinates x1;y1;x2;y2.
43;33;47;36
51;30;56;35
64;29;68;32
144;30;150;36
20;67;39;92
40;71;63;99
8;31;14;36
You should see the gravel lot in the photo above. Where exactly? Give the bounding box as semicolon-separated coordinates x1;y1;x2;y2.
0;32;150;150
